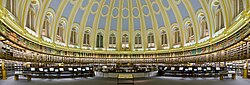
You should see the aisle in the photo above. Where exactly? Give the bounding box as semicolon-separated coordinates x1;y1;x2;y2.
0;76;250;85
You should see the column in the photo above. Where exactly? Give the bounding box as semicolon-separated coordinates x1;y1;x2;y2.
1;59;7;80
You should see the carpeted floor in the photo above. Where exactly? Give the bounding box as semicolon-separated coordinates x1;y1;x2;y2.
0;76;250;85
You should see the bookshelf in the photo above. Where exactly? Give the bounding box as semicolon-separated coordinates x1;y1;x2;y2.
0;19;250;66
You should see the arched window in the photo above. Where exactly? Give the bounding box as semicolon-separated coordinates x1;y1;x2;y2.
135;33;142;48
109;33;116;48
42;15;50;38
96;32;103;48
233;0;244;18
186;23;194;43
26;3;38;32
70;28;77;45
147;33;154;48
200;17;209;38
83;31;90;47
214;5;224;32
122;34;129;49
56;23;64;42
161;31;168;47
6;0;16;16
174;28;181;45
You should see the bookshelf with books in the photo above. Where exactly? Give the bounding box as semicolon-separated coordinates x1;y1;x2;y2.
0;22;250;65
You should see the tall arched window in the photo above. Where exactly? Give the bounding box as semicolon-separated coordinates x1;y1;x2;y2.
135;33;142;48
233;0;244;18
174;28;181;45
96;32;103;48
42;15;50;38
56;23;64;42
122;34;129;49
200;17;209;38
214;5;224;32
186;23;194;43
26;3;38;32
6;0;16;16
70;28;77;45
147;33;154;48
161;31;168;47
109;33;116;48
83;31;90;47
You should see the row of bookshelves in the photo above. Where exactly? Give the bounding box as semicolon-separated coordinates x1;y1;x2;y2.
0;22;250;59
0;41;249;64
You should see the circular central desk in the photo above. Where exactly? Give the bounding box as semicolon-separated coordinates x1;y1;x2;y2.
95;71;158;78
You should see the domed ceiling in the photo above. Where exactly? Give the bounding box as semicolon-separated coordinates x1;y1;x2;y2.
4;0;248;53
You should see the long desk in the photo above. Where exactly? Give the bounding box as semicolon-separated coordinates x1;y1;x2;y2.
28;67;95;78
161;66;227;77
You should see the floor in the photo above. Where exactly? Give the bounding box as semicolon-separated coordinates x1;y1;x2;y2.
0;76;250;85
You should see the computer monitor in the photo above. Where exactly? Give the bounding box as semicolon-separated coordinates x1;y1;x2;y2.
49;68;54;72
216;67;220;70
44;69;48;72
185;69;188;71
82;69;86;71
102;66;107;68
207;67;211;71
31;68;35;71
86;67;90;70
171;67;175;71
203;69;207;71
55;69;59;72
68;68;73;71
194;69;197;71
198;67;202;71
164;67;168;70
77;68;81;71
179;67;184;70
188;67;192;71
74;69;77;71
39;68;43;72
59;68;64;71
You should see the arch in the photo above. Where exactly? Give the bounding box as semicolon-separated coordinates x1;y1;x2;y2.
122;33;129;49
96;32;104;48
147;32;155;48
55;18;67;43
134;33;142;49
185;21;194;43
198;13;209;39
25;2;39;32
173;27;181;45
109;33;116;48
56;21;65;43
6;0;17;17
83;30;91;47
42;12;53;38
211;1;224;33
70;27;78;45
160;30;168;47
232;0;244;19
